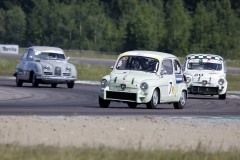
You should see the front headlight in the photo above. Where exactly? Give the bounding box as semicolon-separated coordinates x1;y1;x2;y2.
140;82;148;91
66;67;71;72
101;79;108;88
186;77;191;83
218;78;225;85
43;65;51;70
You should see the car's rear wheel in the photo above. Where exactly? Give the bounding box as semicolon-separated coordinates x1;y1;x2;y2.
67;81;74;88
99;96;110;108
51;83;57;88
146;89;159;109
127;102;137;108
32;73;39;87
16;74;23;87
219;92;226;100
173;90;186;109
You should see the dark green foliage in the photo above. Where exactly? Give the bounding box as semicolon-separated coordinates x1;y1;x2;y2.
0;0;239;58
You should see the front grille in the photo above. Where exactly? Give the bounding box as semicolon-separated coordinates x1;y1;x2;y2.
192;86;218;94
44;72;53;75
54;67;61;76
63;73;70;76
106;91;137;101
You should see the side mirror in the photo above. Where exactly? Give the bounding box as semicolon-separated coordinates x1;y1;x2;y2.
67;57;70;61
28;55;33;60
111;66;114;70
160;69;167;76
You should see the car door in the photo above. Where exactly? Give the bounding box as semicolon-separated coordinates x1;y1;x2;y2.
173;59;183;97
24;49;36;80
17;49;29;80
159;59;176;102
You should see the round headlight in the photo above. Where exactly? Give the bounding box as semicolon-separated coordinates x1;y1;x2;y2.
44;66;51;70
66;67;71;72
218;78;225;85
101;79;108;88
186;77;191;83
140;82;148;91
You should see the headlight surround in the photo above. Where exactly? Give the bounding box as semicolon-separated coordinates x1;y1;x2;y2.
43;65;51;70
218;78;225;85
100;79;108;88
186;77;191;83
140;82;148;91
66;66;71;72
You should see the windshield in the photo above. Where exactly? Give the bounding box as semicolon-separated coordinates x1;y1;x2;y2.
36;52;65;60
187;59;222;71
116;56;159;72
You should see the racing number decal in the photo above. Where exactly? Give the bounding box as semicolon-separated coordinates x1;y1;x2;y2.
168;80;174;95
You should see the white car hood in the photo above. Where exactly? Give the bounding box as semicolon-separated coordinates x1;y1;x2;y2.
110;70;157;84
185;70;225;83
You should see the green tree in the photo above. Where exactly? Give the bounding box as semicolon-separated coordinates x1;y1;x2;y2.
5;6;26;45
190;2;213;53
205;0;240;58
27;0;55;46
0;9;6;43
124;1;165;51
165;0;192;56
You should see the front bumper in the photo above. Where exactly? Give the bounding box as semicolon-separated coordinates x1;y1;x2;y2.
188;83;226;95
99;87;151;103
36;75;77;83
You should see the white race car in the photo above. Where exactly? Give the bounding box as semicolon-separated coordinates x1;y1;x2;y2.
99;51;188;109
183;54;227;99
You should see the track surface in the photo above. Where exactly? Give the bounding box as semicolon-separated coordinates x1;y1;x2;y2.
0;79;239;117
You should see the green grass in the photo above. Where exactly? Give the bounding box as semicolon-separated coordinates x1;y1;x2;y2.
74;63;112;81
0;145;239;160
227;74;240;91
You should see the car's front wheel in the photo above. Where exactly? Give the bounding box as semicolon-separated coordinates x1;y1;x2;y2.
32;73;39;87
67;81;74;88
99;96;110;108
16;74;23;87
173;90;186;109
146;89;159;109
219;92;226;100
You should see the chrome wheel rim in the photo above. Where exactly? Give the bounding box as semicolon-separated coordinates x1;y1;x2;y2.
180;91;186;106
152;90;158;106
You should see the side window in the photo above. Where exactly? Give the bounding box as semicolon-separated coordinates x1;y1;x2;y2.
26;49;35;60
174;59;181;74
161;59;173;75
21;49;29;60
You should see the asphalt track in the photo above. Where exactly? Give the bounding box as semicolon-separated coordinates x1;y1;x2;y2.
0;78;239;117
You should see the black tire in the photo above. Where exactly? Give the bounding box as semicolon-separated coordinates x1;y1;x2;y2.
146;89;159;109
173;90;186;109
219;92;226;100
127;102;137;108
32;73;39;87
16;74;23;87
67;81;74;88
51;83;57;88
99;96;110;108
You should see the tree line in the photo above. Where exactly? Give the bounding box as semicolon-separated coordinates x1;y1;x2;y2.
0;0;239;58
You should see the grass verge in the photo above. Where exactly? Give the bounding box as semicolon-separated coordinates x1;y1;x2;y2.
0;145;239;160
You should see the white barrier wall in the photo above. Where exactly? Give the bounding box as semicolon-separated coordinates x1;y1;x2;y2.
0;44;19;54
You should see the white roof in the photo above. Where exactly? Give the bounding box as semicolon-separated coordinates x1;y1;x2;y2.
186;53;223;61
120;50;176;60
